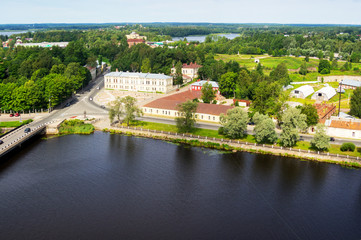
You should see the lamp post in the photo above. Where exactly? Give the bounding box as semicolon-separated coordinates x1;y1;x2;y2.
48;97;52;113
338;80;342;117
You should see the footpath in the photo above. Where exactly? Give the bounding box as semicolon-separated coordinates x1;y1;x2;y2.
93;118;361;168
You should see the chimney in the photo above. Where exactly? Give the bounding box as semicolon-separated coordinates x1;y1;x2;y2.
116;68;119;72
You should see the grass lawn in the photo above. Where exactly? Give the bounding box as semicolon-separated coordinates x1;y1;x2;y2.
58;119;95;135
130;120;257;142
125;121;361;158
0;119;33;128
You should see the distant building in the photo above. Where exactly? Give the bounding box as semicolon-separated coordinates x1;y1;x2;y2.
14;42;69;48
190;80;219;93
104;71;173;93
126;32;147;40
127;39;146;47
340;79;361;90
290;85;314;99
311;86;336;101
171;62;202;82
142;90;234;123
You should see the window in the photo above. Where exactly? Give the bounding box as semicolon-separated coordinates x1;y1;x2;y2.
352;132;356;137
213;117;215;121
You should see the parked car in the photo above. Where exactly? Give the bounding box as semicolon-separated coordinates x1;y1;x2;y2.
65;102;71;107
9;113;14;117
100;105;105;109
0;140;3;145
24;128;31;133
330;137;335;141
15;113;20;117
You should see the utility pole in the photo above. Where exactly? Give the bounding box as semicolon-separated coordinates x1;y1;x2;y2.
338;81;342;117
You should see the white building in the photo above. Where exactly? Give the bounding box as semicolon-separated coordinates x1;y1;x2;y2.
290;85;314;99
326;116;361;139
311;86;336;101
126;32;147;40
171;62;202;82
14;42;69;48
104;71;173;93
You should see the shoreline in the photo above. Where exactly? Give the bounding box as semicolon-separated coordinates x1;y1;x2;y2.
95;125;361;169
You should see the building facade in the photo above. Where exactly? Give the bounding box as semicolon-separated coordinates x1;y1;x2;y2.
171;62;202;82
104;71;173;93
325;117;361;139
190;80;219;93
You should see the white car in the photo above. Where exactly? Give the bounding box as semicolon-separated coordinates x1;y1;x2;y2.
89;97;93;101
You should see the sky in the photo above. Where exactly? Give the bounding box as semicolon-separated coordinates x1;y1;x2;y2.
2;0;361;25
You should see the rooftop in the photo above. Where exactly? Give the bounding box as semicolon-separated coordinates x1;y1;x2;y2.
191;80;219;88
143;90;233;116
342;79;361;87
182;62;202;69
105;71;172;80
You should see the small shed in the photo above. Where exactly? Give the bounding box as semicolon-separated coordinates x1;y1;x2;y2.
311;86;336;101
290;85;314;99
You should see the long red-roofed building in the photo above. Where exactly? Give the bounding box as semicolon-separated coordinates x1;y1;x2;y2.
142;90;233;123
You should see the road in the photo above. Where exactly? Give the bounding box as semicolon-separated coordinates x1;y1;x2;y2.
2;68;361;153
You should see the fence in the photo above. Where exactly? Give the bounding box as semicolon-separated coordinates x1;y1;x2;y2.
117;125;361;162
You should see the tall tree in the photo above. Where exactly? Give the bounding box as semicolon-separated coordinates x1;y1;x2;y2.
310;124;330;151
176;100;198;133
318;60;331;74
253;112;277;143
297;104;319;127
121;96;143;126
108;97;123;124
174;61;183;85
141;58;152;73
219;72;237;98
201;82;216;103
280;107;307;147
350;87;361;118
220;107;248;139
270;62;290;86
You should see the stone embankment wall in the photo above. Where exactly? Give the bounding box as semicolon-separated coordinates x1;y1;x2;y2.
97;124;361;168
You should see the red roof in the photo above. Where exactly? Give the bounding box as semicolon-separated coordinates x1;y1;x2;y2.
182;62;202;69
127;39;145;43
330;119;361;130
143;90;233;116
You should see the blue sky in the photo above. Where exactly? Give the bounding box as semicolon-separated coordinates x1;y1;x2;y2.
2;0;361;24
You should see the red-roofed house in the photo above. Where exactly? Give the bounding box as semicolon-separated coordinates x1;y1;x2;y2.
127;39;146;47
171;62;202;82
325;116;361;139
142;90;233;123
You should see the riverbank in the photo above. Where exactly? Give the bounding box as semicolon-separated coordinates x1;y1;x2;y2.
95;122;361;168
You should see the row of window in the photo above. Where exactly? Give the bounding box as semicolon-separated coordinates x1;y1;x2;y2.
106;78;171;86
143;108;217;121
105;85;166;92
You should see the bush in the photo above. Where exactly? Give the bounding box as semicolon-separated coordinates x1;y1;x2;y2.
218;127;224;135
340;142;355;152
320;68;330;74
357;147;361;154
212;100;217;104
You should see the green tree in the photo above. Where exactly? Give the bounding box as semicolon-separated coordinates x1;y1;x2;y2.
176;100;198;133
141;58;152;73
253;112;277;143
252;81;282;115
220;107;248;139
270;62;290;86
201;82;216;103
318;60;331;73
297;104;319;127
174;61;183;85
350;87;361;118
310;123;330;151
299;62;308;75
305;55;310;62
219;72;237;98
331;59;338;70
108;97;123;124
280;107;307;147
121;96;143;126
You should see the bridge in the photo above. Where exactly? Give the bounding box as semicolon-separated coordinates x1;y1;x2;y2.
0;71;109;159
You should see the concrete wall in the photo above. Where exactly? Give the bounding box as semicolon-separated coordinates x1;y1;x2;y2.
319;75;361;83
142;107;221;123
327;127;361;139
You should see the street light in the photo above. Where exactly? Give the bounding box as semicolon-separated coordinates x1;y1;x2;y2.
48;96;52;113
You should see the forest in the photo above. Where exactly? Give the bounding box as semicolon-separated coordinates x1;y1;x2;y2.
1;23;361;113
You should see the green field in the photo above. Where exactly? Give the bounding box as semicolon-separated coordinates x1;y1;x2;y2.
58;119;95;135
0;119;33;128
